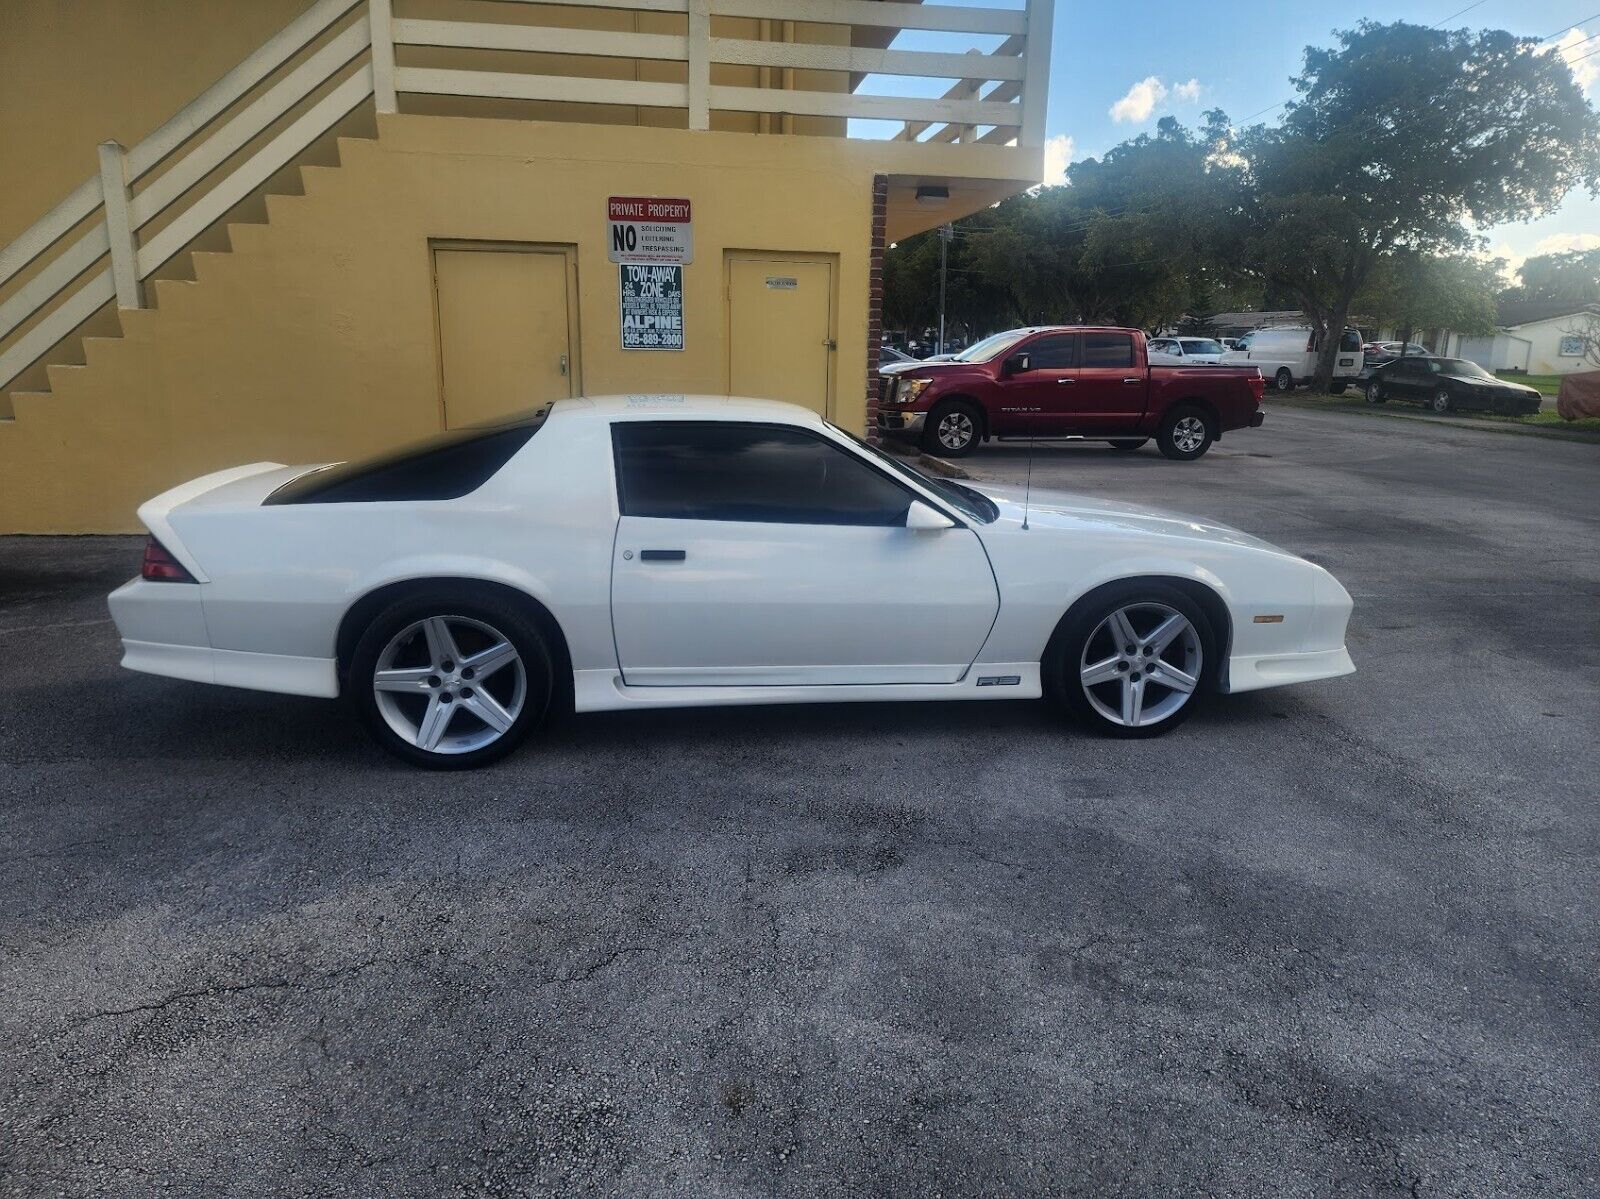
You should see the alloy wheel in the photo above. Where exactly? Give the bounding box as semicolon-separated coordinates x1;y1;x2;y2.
372;615;527;755
937;410;975;451
1078;603;1203;728
1431;390;1451;413
1171;415;1207;455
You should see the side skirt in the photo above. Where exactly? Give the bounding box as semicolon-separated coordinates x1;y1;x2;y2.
573;664;1042;713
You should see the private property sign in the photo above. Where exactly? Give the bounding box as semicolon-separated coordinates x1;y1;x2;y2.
607;196;693;264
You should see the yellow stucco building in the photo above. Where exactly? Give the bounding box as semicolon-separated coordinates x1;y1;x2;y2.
0;0;1051;532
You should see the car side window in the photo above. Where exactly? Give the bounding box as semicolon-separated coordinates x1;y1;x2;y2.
1082;333;1135;368
612;422;916;527
1027;335;1077;370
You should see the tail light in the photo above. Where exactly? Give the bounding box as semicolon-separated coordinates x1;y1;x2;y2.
1249;372;1266;403
141;537;196;583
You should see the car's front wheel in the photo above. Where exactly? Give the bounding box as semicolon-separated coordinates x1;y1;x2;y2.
923;400;983;457
350;590;553;769
1156;406;1214;461
1366;380;1385;404
1051;584;1213;738
1429;389;1453;414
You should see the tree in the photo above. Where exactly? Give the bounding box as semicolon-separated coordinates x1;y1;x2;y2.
1232;21;1600;390
1505;248;1600;303
1354;252;1502;348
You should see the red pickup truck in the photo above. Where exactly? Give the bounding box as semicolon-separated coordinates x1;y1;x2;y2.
877;326;1266;461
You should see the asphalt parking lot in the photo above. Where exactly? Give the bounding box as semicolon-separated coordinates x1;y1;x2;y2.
2;405;1597;1197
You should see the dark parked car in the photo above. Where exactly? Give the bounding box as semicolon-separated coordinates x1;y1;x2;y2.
1364;356;1542;415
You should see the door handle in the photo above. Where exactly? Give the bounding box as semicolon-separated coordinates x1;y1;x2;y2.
1055;377;1075;384
638;549;686;562
1122;377;1141;384
559;353;569;377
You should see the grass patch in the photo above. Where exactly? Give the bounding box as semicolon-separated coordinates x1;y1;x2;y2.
1281;393;1600;441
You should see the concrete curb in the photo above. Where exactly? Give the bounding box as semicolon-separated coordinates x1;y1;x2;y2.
914;453;972;479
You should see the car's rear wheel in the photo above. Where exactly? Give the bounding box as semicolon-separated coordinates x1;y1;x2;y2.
923;400;983;457
1108;439;1148;452
1050;584;1213;738
350;591;552;769
1366;379;1386;404
1156;406;1214;461
1274;368;1294;392
1429;389;1453;414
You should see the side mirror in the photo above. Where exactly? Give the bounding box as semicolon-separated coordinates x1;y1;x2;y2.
1002;352;1030;375
905;500;956;531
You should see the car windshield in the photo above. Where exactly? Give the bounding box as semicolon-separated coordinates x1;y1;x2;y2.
1180;339;1223;354
827;423;999;524
1436;358;1493;379
954;330;1031;363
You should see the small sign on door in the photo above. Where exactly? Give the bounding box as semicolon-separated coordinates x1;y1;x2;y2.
765;276;798;290
620;264;684;351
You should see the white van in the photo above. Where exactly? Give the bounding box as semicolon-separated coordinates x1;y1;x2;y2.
1223;327;1365;392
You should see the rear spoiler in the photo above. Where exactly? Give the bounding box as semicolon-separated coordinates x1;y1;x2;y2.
135;462;286;583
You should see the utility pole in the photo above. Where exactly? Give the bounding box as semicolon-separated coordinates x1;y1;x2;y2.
937;222;954;356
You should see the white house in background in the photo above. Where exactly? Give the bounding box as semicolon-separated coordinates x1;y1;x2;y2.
1456;300;1600;376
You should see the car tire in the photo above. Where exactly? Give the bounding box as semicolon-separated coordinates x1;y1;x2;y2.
1048;582;1215;739
1108;439;1148;452
1156;406;1214;461
349;589;553;770
1366;380;1386;404
923;400;982;457
1429;389;1453;414
1274;368;1294;393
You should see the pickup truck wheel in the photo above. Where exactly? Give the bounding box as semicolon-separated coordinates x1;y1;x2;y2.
923;400;981;457
1109;439;1148;452
1050;582;1214;739
1329;382;1348;395
1366;380;1386;404
1156;407;1214;461
1273;368;1294;392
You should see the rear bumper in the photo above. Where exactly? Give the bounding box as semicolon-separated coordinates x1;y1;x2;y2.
1249;411;1265;427
121;641;339;697
109;577;338;698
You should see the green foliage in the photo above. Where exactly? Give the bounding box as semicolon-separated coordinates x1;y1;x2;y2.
1355;253;1502;341
1504;249;1600;303
884;20;1600;384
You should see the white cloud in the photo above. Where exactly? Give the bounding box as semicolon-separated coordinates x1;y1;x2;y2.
1541;28;1599;94
1110;76;1167;123
1534;232;1600;256
1109;76;1205;123
1041;133;1075;186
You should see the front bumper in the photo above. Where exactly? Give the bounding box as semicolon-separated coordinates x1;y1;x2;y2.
877;409;926;437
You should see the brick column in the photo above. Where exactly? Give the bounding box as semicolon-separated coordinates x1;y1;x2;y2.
865;174;888;444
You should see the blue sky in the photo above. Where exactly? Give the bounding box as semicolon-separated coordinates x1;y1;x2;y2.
859;0;1600;278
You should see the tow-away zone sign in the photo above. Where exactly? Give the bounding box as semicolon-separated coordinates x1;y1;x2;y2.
608;196;692;264
620;264;684;351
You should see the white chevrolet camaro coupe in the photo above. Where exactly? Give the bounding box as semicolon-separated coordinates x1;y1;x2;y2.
109;396;1355;768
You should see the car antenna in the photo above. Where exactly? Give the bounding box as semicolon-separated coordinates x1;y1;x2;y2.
1021;410;1035;530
